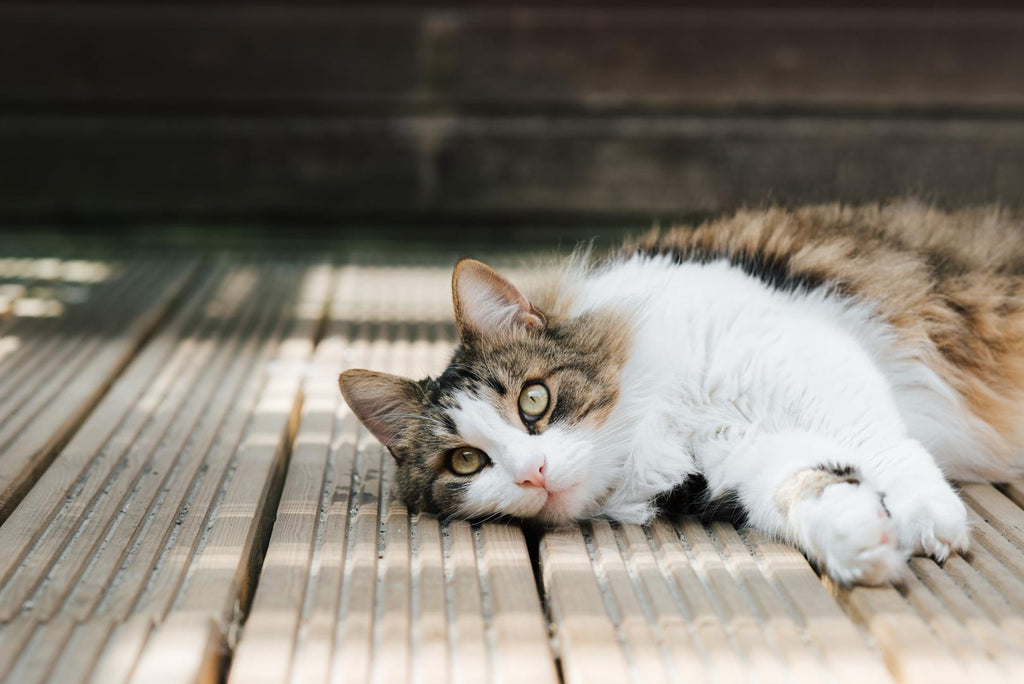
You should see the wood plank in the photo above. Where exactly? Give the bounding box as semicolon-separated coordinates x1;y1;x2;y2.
965;508;1024;587
129;614;221;684
16;268;264;622
4;618;75;684
676;518;788;683
540;526;631;684
130;265;329;679
961;484;1024;548
710;522;830;682
48;616;119;684
744;531;892;683
830;583;968;683
0;265;247;620
0;259;196;518
411;513;449;684
909;557;1022;677
940;556;1024;648
587;521;671;684
615;524;709;682
446;520;489;684
227;340;341;683
4;8;1024;113
57;268;277;623
478;524;558;684
0;262;328;683
4;116;1024;219
288;332;363;684
89;615;155;684
105;267;296;625
647;520;748;683
0;263;217;611
238;264;555;684
0;261;138;423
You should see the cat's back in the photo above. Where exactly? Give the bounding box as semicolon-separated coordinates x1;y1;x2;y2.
619;201;1024;289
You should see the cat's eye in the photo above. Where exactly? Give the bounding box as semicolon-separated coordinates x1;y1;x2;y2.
448;447;489;476
518;382;550;420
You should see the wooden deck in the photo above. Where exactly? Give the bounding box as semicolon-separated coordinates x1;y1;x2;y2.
3;254;1024;683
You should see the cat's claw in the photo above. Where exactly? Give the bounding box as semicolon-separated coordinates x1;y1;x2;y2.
796;481;908;586
883;484;970;562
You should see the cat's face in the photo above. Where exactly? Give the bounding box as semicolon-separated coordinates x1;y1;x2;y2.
339;259;629;525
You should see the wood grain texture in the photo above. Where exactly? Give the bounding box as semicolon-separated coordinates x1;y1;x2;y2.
3;8;1024;113
0;261;329;682
0;260;195;519
3;116;1024;219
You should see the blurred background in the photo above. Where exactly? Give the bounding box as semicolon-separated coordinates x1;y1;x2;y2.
1;0;1023;248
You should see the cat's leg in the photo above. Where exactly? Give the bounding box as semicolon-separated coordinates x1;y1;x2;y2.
699;430;908;585
860;438;969;562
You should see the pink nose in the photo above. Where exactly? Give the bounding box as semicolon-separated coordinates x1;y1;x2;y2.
517;463;546;488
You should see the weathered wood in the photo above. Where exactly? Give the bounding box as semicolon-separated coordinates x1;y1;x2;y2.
130;265;329;679
3;8;1024;113
479;524;558;684
588;521;671;684
711;523;830;682
647;520;747;683
677;518;789;683
615;524;708;682
830;583;968;683
4;116;1024;220
744;531;892;683
910;557;1023;677
540;526;631;684
0;260;195;519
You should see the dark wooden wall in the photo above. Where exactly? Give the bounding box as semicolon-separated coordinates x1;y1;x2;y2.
2;1;1023;224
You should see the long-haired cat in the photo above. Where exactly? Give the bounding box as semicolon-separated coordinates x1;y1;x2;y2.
339;202;1024;586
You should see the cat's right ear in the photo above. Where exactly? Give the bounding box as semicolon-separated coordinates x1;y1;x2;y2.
339;369;422;458
452;258;546;339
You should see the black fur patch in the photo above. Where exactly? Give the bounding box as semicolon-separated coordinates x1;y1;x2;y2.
432;348;482;400
815;463;861;484
654;473;749;527
440;414;458;435
548;394;576;425
639;245;829;295
483;374;507;396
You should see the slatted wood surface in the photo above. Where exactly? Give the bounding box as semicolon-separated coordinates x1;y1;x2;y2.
6;5;1024;220
2;254;1024;683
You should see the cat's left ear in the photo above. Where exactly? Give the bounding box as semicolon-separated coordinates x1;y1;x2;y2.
452;258;546;339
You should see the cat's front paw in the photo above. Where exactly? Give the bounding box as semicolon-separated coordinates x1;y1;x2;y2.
797;481;908;586
884;483;970;562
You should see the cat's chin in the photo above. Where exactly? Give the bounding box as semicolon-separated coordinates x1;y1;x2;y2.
532;485;589;526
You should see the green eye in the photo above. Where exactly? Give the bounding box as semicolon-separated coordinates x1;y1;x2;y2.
448;447;488;476
518;382;550;420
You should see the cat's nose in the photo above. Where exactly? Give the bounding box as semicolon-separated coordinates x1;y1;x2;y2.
517;463;546;489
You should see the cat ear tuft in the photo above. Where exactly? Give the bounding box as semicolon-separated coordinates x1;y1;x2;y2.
452;258;545;339
338;369;422;458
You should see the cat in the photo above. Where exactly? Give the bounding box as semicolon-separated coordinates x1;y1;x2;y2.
339;202;1024;586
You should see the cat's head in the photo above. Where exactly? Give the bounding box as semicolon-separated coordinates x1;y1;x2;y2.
339;258;629;525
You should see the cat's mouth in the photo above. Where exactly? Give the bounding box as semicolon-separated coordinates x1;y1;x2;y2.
536;483;581;522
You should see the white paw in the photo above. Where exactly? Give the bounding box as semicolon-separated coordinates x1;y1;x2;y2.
795;481;908;586
884;482;970;562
